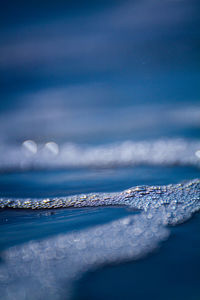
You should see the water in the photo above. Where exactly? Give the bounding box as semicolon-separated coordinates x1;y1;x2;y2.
0;206;136;251
0;0;200;299
75;213;200;300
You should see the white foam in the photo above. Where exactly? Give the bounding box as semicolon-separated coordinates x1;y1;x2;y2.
0;139;200;171
0;179;199;300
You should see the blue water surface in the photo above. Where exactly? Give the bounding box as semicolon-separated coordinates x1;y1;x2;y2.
0;0;200;299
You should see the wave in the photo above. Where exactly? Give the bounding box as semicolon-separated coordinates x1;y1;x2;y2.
0;178;199;211
0;139;200;171
0;179;199;299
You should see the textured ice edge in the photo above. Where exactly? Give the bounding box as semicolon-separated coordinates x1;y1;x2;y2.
0;179;200;300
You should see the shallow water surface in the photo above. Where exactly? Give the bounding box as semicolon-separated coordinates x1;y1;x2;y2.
75;213;200;300
0;0;200;299
0;206;137;251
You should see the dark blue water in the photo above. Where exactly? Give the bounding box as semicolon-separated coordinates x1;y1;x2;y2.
75;213;200;300
0;0;200;299
0;166;199;198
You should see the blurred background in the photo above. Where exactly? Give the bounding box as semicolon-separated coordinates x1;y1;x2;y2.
0;0;200;197
0;3;200;300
